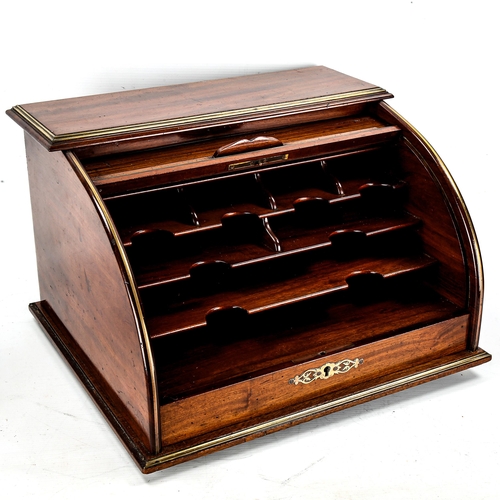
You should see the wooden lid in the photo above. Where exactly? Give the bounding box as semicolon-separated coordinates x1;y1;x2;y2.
7;66;392;151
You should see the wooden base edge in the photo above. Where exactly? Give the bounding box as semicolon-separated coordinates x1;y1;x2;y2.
29;301;153;473
28;300;491;474
144;348;491;473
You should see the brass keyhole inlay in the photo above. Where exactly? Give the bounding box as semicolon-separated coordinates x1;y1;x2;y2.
289;358;363;385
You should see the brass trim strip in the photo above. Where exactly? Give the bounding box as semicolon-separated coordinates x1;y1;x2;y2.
12;105;56;141
228;154;289;171
12;87;388;146
145;350;490;469
65;152;161;454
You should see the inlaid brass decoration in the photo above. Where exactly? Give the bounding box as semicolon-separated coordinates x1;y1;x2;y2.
289;358;363;385
228;154;289;171
10;86;388;147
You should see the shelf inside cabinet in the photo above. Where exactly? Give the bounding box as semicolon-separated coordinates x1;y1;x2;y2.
153;285;463;402
132;211;421;288
144;252;438;337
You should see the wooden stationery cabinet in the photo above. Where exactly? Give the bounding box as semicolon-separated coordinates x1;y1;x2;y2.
7;66;490;473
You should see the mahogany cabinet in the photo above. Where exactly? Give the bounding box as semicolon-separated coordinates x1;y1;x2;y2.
7;66;490;473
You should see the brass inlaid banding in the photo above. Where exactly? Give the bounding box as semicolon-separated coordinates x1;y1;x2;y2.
229;154;289;170
12;87;387;146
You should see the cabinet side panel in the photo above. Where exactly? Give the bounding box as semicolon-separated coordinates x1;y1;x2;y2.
25;133;156;451
398;141;467;305
376;103;483;350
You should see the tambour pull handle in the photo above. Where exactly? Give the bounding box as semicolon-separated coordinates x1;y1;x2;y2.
213;136;283;157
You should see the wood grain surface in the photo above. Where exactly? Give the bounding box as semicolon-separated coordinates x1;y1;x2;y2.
8;67;489;473
25;133;158;452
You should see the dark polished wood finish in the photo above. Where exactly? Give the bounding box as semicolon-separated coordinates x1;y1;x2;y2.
23;134;159;453
7;67;391;151
7;66;490;473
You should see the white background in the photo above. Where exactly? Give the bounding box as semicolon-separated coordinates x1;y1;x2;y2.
1;1;499;498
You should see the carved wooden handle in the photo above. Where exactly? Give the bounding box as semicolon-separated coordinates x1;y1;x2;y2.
214;136;283;157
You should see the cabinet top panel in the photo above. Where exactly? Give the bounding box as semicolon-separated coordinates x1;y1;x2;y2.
6;66;391;151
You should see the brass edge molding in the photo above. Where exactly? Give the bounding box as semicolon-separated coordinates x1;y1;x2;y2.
11;105;56;141
289;358;363;385
145;350;490;469
380;102;484;346
12;87;388;146
65;152;161;454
